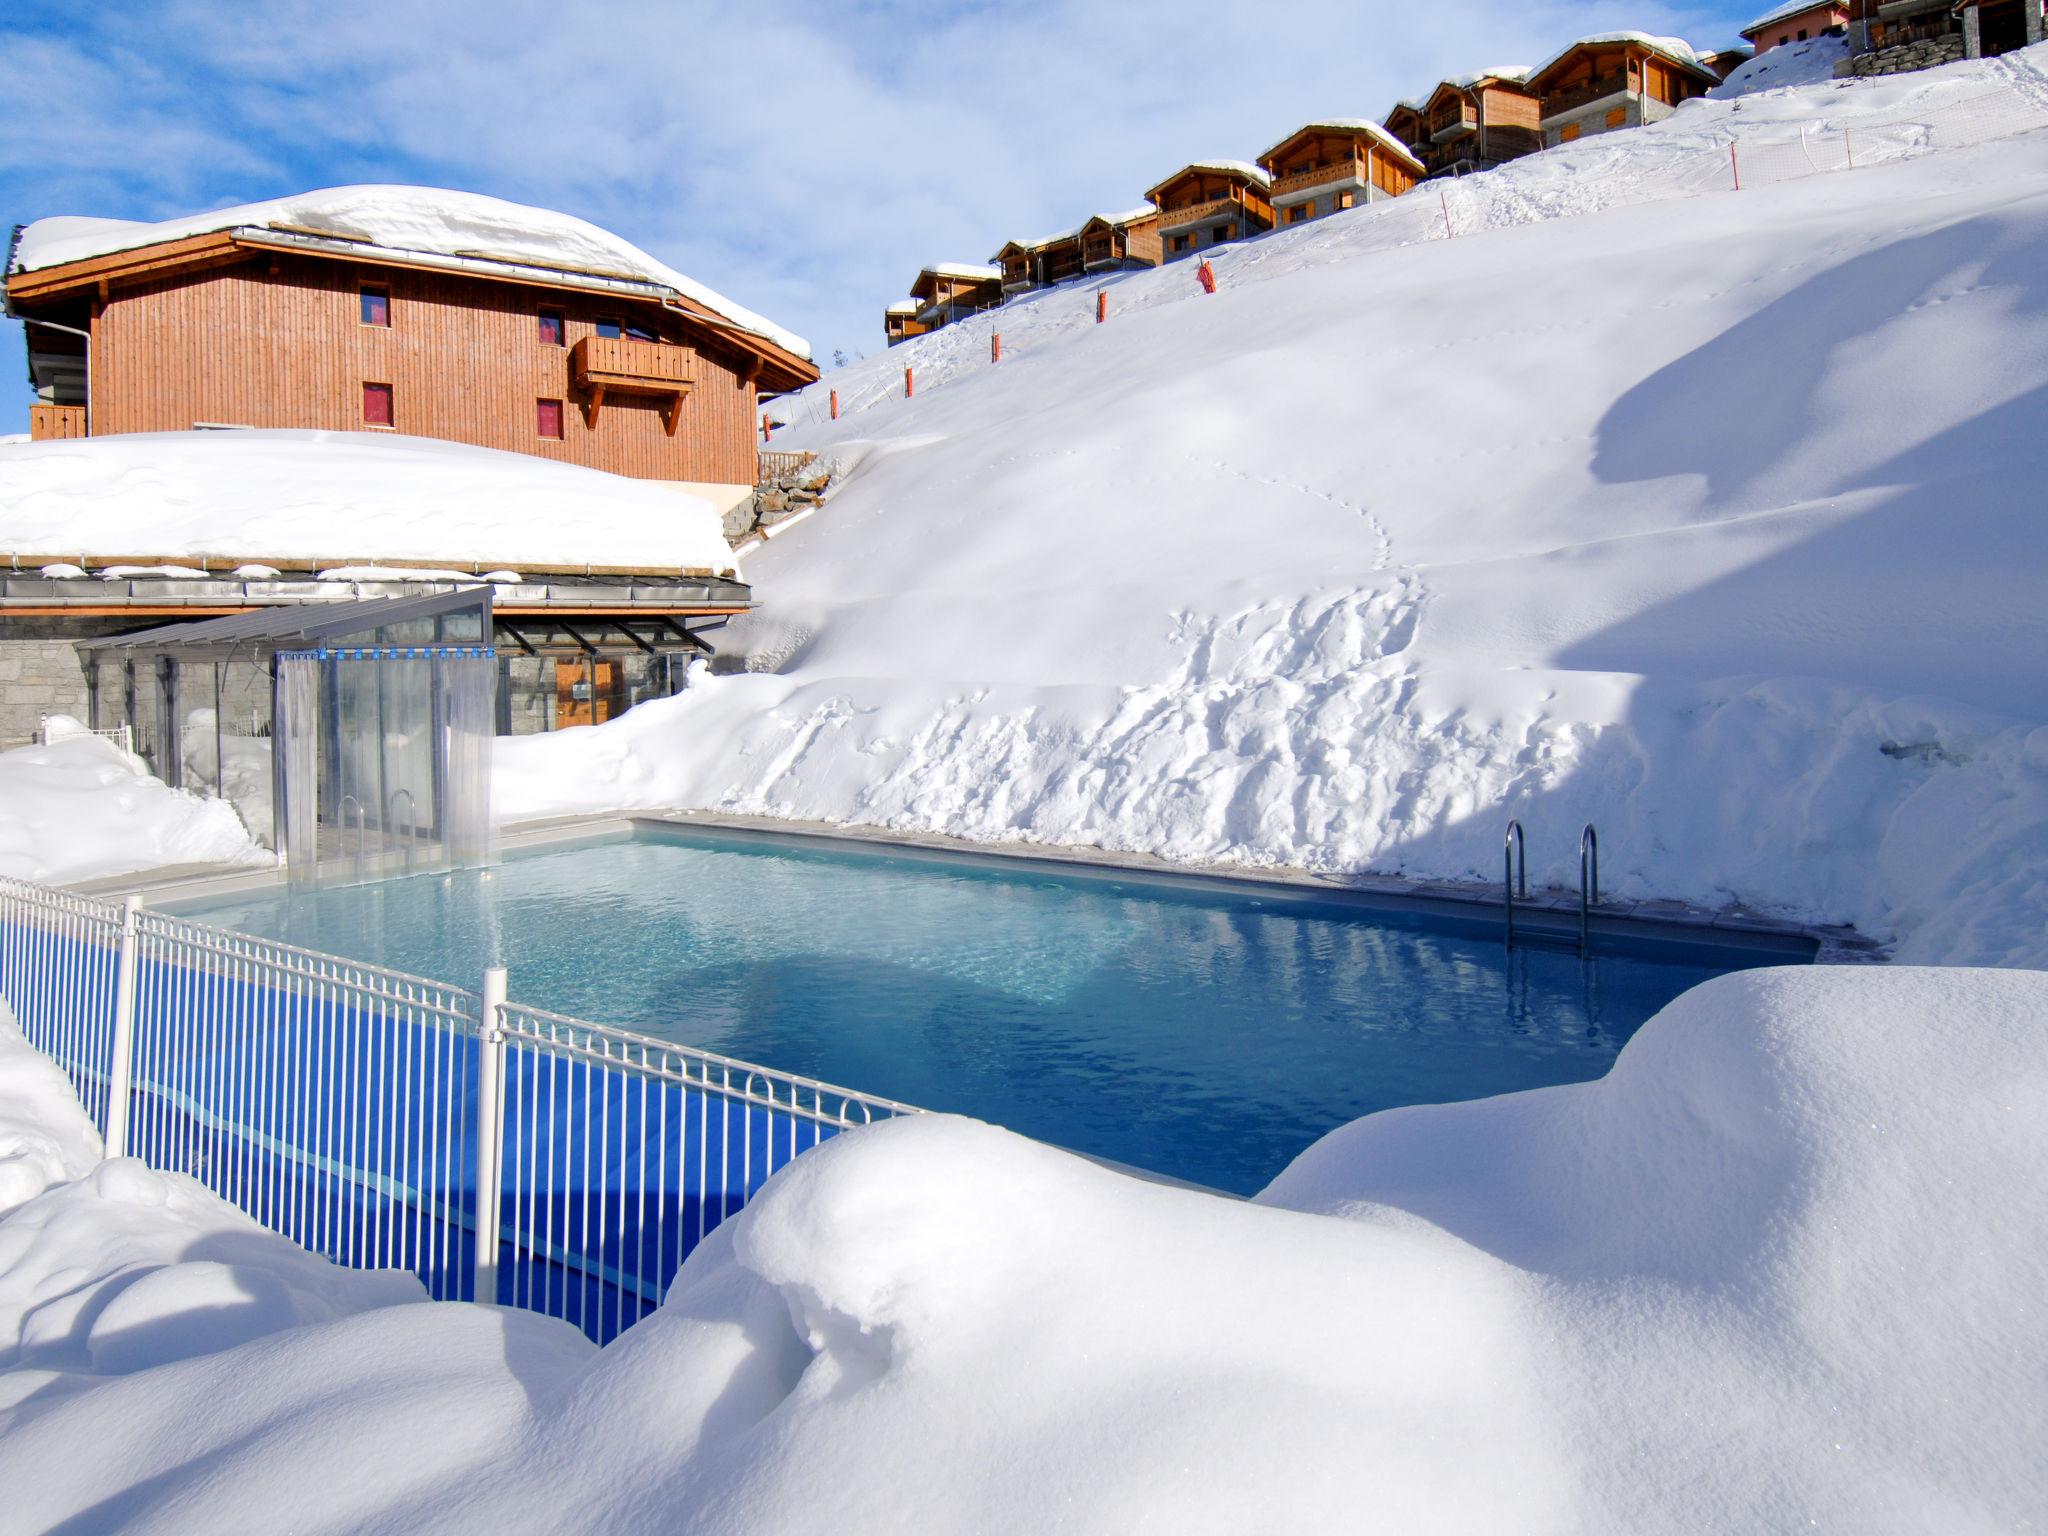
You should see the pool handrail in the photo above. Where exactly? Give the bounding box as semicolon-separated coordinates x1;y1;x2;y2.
1503;819;1526;948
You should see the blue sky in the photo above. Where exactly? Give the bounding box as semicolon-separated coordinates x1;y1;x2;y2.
1;0;1763;428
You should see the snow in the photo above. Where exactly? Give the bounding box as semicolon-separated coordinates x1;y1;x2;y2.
0;729;263;885
10;184;811;361
0;429;738;574
1163;157;1271;186
496;47;2048;972
1089;205;1159;228
1;964;2043;1529
884;299;920;315
921;262;1001;281
1713;33;1852;98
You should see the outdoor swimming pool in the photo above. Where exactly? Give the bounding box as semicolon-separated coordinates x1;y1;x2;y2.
169;826;1804;1195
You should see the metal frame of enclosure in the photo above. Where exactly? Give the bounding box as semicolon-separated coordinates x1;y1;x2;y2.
75;589;495;885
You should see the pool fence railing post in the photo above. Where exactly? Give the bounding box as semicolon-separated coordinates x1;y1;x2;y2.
473;965;510;1306
103;893;142;1157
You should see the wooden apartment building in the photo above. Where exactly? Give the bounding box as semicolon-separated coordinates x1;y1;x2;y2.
1401;73;1545;178
1145;162;1275;260
1257;122;1422;225
1526;35;1721;147
5;189;818;507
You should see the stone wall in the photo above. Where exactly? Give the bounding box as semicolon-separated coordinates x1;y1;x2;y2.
724;457;835;545
1840;35;1966;76
0;619;129;748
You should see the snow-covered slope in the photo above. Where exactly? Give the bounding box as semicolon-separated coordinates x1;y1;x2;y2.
10;184;809;360
0;429;736;574
502;48;2048;969
2;966;2042;1532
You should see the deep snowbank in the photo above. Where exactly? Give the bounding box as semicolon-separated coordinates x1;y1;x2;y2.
500;49;2048;969
0;429;736;574
0;729;262;885
1;967;2042;1531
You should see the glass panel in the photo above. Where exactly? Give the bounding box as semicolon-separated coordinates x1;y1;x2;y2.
278;655;320;890
596;317;622;339
360;287;390;326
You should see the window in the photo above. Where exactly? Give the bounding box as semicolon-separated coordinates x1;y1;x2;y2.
1212;224;1231;243
359;285;390;327
1338;191;1356;210
1288;203;1311;223
1797;27;1808;39
536;398;564;439
362;382;393;427
1560;122;1582;143
537;308;565;346
596;316;654;341
1170;233;1191;253
596;316;621;339
624;320;655;342
1605;106;1628;129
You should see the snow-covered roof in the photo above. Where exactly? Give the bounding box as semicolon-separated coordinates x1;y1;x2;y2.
1144;160;1274;202
8;185;812;362
0;429;738;575
1741;0;1843;36
1256;119;1427;171
1527;32;1716;87
1086;206;1160;230
921;262;1002;282
885;300;921;315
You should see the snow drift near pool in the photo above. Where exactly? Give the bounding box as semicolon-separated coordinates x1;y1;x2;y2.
0;429;737;574
1;967;2044;1532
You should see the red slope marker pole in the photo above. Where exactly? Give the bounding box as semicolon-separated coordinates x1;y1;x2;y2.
1440;187;1453;238
1730;141;1741;191
905;366;914;398
829;389;839;421
992;332;1002;363
761;415;773;442
1096;291;1107;324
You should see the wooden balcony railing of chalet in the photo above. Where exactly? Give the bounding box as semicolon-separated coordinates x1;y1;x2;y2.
28;404;86;441
1541;72;1633;119
1271;157;1375;199
571;335;695;435
1429;109;1478;143
1159;189;1275;230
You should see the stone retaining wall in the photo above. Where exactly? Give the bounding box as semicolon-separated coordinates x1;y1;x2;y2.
1839;35;1966;77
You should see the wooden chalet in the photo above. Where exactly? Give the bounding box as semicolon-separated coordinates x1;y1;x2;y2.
1406;72;1543;178
1953;0;2045;55
1741;1;1848;51
1526;35;1722;147
910;263;1004;325
884;299;928;347
1144;162;1275;261
1080;209;1163;272
1697;46;1756;79
3;188;818;506
992;227;1088;294
1256;122;1422;226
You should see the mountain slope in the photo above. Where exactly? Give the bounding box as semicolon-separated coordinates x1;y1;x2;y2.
501;49;2048;967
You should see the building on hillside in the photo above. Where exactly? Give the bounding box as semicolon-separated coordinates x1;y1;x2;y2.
1079;209;1163;272
1382;101;1429;159
1954;0;2045;55
2;186;818;517
1697;46;1757;79
884;299;927;346
992;226;1088;294
1255;122;1422;226
1742;2;1848;52
910;263;1004;328
1144;162;1275;261
1525;34;1722;146
1405;74;1543;178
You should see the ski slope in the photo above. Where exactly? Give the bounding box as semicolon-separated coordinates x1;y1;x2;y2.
503;49;2048;969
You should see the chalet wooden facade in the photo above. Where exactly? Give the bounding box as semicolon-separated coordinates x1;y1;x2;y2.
1403;74;1544;178
1741;1;1848;52
5;200;817;499
1526;36;1721;147
884;300;928;346
1256;122;1422;226
1145;162;1275;261
993;229;1087;293
1080;209;1163;272
911;264;1003;324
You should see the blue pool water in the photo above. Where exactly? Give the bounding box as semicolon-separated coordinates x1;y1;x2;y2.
170;828;1797;1195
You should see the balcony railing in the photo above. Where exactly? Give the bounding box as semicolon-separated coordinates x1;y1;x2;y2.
1271;157;1370;198
1430;111;1478;143
1157;195;1242;229
29;403;86;441
571;336;694;435
1541;72;1633;119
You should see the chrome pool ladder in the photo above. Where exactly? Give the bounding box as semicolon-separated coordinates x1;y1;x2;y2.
1503;819;1526;948
1579;823;1599;955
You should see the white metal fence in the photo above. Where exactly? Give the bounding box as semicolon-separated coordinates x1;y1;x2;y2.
0;873;920;1343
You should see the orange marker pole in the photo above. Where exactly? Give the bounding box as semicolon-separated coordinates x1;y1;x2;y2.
991;332;1002;363
761;415;773;442
830;389;839;421
1096;291;1107;324
905;366;914;398
1440;188;1452;238
1730;141;1741;191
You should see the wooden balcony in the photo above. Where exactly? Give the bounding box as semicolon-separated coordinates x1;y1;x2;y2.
571;335;695;435
1542;73;1632;119
1158;195;1240;229
1272;157;1370;198
1429;111;1478;143
29;404;86;441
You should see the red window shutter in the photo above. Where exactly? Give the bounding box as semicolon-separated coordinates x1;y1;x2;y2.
536;398;563;439
363;383;393;426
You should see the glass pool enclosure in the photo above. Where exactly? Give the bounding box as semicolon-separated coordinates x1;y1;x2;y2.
168;823;1809;1195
